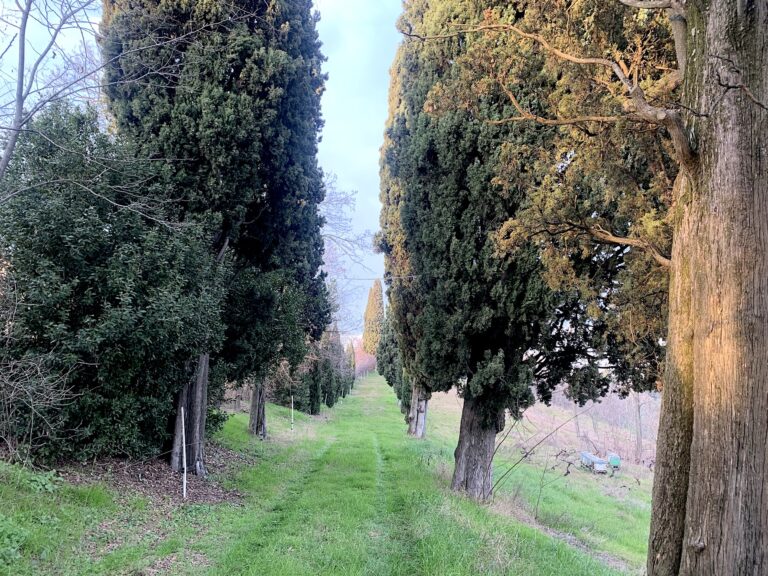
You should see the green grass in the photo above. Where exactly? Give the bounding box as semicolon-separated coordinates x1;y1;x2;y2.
0;376;647;575
0;463;115;575
491;458;651;567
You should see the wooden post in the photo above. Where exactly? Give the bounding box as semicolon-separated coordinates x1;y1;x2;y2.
181;407;187;500
291;395;294;432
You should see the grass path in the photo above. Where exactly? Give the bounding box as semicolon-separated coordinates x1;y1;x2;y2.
200;376;626;576
0;375;640;575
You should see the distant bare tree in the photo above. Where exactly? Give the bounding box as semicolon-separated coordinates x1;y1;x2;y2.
321;173;372;333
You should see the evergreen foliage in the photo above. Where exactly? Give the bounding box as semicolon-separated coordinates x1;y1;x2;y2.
377;313;410;417
0;105;222;460
362;280;384;355
345;342;356;388
380;0;617;497
384;0;604;419
101;0;330;456
102;0;330;383
0;0;331;463
448;3;674;394
269;326;354;416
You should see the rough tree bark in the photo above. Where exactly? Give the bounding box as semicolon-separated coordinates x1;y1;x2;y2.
407;382;429;438
649;2;768;574
249;378;267;440
170;352;209;476
169;239;228;476
648;175;695;576
450;396;504;501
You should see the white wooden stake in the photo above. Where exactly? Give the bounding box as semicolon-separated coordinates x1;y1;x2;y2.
291;395;294;432
181;406;187;500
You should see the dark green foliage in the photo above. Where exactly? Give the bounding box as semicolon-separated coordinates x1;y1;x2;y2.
381;0;607;428
306;360;323;415
377;313;410;416
101;0;331;453
318;325;347;408
0;105;223;460
102;0;330;389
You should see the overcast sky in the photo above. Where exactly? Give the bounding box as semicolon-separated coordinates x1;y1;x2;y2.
313;0;402;335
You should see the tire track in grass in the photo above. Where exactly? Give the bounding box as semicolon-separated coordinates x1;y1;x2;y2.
204;437;336;574
361;431;409;576
216;390;387;575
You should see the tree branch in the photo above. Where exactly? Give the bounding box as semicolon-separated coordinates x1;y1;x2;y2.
618;0;672;8
588;225;671;268
404;18;696;171
491;76;627;126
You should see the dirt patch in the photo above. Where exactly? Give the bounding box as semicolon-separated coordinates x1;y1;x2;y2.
139;551;211;575
60;441;252;506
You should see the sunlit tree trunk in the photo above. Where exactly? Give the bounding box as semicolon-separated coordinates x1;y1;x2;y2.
649;2;767;573
648;175;694;575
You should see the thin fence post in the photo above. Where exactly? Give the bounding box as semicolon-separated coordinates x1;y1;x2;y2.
291;395;294;432
181;406;187;500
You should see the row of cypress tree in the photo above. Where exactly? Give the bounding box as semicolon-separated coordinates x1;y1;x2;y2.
0;0;334;471
380;0;768;573
377;0;671;500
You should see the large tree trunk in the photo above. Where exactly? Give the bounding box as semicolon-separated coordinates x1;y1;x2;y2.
648;174;695;576
407;383;429;438
168;238;228;477
249;378;267;440
649;3;767;574
170;352;209;476
450;397;503;501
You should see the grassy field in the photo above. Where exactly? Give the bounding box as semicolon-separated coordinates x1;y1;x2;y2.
0;375;650;575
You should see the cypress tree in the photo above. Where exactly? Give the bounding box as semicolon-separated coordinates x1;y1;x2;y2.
378;43;430;438
383;0;605;499
362;280;384;355
377;312;411;420
101;0;329;472
345;342;356;390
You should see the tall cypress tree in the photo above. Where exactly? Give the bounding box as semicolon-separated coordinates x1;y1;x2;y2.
101;0;329;473
378;40;437;439
377;312;411;420
362;280;384;355
383;0;605;499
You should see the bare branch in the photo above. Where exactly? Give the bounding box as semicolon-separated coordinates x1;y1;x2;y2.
588;225;671;268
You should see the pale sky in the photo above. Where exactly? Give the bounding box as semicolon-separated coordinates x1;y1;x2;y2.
313;0;403;334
